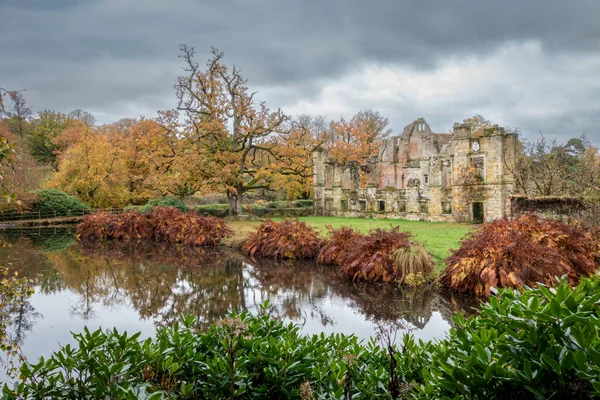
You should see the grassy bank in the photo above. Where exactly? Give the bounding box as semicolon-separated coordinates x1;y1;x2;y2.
224;216;473;272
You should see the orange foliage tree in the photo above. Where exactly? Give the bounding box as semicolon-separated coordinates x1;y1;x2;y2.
461;114;494;136
108;114;211;203
48;118;130;208
326;110;391;165
175;46;290;214
269;115;326;199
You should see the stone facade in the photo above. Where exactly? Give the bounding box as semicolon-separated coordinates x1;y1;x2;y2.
313;118;518;222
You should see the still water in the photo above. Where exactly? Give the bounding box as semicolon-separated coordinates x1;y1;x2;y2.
0;226;479;381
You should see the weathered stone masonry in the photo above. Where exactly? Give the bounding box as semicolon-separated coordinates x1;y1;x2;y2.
313;118;518;222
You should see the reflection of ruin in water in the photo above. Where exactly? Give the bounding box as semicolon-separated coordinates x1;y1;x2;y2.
0;228;480;349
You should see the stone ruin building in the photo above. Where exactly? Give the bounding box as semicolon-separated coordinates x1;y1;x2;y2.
313;118;518;223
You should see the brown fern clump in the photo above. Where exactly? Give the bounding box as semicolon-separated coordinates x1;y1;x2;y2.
147;207;232;246
242;219;321;259
76;207;232;246
317;226;362;265
338;227;412;282
76;212;154;242
440;215;600;296
393;244;435;285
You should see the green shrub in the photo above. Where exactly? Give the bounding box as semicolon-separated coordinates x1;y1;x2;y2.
294;199;314;208
122;204;149;213
124;197;187;214
146;196;187;213
4;278;600;398
31;189;90;217
419;277;600;399
196;204;230;217
250;206;312;218
194;204;312;218
1;302;427;399
266;200;287;209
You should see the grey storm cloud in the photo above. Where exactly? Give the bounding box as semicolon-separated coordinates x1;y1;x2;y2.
1;0;599;143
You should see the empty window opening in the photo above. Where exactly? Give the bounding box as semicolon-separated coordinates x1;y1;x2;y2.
398;200;406;212
341;200;348;212
424;174;429;185
378;200;386;212
472;202;484;223
442;202;452;214
472;157;485;182
359;200;367;212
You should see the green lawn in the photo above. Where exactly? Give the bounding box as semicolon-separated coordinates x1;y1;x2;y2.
226;216;474;272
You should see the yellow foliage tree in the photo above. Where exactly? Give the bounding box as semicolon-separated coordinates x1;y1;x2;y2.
48;120;129;208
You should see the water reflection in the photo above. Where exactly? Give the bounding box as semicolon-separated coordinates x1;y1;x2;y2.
0;227;480;374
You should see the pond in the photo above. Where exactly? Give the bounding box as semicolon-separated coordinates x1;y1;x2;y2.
0;226;479;382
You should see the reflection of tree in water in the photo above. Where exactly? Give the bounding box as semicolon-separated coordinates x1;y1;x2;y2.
326;279;480;330
242;257;334;327
0;235;47;350
245;256;480;331
5;297;42;347
1;227;481;339
46;243;248;329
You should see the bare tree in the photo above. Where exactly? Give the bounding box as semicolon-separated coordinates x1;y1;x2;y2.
504;132;600;198
3;90;32;147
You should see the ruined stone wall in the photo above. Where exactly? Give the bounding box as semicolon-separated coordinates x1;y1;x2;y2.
510;196;600;227
313;118;518;223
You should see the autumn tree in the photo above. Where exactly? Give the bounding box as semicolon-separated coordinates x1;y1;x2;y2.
0;90;41;207
119;113;211;201
269;114;327;199
26;110;73;165
461;114;494;136
175;46;288;214
48;115;130;208
0;121;43;209
327;109;391;165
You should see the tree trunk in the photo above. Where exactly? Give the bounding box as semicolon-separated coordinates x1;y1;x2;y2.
227;187;243;215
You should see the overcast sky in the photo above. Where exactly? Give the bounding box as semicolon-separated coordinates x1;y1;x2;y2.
1;0;599;144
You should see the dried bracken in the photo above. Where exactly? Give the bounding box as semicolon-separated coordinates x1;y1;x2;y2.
439;215;600;296
317;226;361;265
299;380;315;400
338;228;412;282
242;219;321;259
76;207;232;246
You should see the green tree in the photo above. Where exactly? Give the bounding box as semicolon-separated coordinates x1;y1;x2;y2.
26;110;72;165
